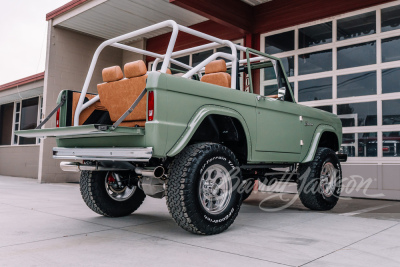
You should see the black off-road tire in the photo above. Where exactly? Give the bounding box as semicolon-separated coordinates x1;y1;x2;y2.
166;143;243;235
297;147;342;211
80;171;146;217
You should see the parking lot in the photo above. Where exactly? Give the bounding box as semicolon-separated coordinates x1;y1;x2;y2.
0;175;399;267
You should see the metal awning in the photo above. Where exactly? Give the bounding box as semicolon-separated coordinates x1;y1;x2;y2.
52;0;208;41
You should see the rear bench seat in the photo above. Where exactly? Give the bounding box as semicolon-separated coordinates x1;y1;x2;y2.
97;60;148;127
200;59;231;88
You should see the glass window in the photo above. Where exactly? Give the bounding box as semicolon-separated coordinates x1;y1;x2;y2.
382;5;400;32
265;31;295;54
19;98;39;145
289;82;294;92
264;85;279;96
261;63;293;102
299;22;332;48
0;103;14;146
382;36;400;63
341;132;378;157
337;11;376;40
298;77;332;102
337;102;377;127
314;105;333;113
382;131;400;157
263;65;278;95
382;67;400;94
171;55;189;72
264;65;277;81
281;56;294;77
298;49;332;75
192;50;213;67
337;71;376;98
337;41;376;69
382;99;400;125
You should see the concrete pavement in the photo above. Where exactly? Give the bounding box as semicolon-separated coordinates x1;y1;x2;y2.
0;175;399;267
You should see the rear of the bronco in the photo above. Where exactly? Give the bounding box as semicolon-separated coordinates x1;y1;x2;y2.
18;60;248;235
16;20;346;235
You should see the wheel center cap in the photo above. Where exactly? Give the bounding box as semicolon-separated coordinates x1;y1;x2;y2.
211;184;219;196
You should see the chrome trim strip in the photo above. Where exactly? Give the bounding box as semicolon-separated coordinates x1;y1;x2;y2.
53;147;153;162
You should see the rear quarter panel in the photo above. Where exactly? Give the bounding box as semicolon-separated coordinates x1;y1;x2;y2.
145;72;257;159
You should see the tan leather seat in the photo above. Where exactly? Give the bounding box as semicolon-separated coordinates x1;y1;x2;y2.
200;60;231;88
97;61;148;127
71;92;108;126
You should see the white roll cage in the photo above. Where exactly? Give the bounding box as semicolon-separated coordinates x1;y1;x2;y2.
74;20;270;126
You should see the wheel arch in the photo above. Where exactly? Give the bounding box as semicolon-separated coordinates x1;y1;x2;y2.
166;105;252;162
302;125;340;163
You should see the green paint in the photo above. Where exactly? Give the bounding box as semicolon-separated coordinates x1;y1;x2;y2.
16;56;343;164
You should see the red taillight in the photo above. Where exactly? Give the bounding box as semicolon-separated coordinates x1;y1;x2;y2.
148;91;154;121
56;108;60;127
383;147;390;152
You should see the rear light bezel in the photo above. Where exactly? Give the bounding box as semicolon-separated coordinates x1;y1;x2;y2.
148;91;154;121
56;108;60;127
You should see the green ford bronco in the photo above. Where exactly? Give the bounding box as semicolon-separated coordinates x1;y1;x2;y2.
17;21;347;235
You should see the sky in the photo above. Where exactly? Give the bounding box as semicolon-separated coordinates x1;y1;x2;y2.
0;0;71;85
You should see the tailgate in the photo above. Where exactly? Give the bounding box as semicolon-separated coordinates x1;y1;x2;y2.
15;124;145;138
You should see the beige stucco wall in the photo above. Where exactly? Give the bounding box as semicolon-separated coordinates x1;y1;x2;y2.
0;145;40;178
39;23;126;183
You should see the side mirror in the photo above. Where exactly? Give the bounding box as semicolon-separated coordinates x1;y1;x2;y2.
278;87;286;100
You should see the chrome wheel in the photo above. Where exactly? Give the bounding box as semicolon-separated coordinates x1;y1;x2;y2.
105;172;136;201
319;162;338;198
199;164;232;214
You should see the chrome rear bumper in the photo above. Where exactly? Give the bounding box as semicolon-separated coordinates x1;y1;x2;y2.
53;147;153;162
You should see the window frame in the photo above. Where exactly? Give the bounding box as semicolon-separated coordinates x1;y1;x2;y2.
1;95;43;147
260;0;400;162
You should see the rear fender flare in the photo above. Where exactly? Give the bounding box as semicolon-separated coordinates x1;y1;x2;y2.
166;105;252;158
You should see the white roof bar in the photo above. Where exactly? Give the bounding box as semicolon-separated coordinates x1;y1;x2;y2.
73;20;271;126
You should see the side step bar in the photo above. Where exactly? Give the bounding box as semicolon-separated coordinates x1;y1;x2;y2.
53;147;152;162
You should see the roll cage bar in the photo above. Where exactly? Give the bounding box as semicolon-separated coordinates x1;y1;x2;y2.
74;20;291;126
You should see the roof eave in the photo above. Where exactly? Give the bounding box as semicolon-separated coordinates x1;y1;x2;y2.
0;72;45;92
46;0;91;21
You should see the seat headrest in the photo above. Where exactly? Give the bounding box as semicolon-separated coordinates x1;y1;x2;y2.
102;66;123;82
205;60;227;74
125;60;147;78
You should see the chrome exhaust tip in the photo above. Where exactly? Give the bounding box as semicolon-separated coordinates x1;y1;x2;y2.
153;166;165;178
135;166;165;178
60;161;80;172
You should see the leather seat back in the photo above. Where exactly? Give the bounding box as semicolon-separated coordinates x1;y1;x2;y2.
200;60;231;88
97;61;147;125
